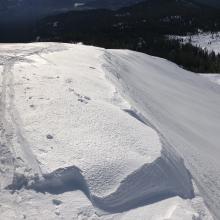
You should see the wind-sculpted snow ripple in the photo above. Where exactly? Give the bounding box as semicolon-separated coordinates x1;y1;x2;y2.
25;146;194;213
92;150;194;212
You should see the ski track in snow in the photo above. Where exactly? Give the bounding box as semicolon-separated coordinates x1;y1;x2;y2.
0;44;67;190
0;43;215;219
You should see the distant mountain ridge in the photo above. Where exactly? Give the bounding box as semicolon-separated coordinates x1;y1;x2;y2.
1;0;220;24
30;0;220;73
193;0;220;7
0;0;145;23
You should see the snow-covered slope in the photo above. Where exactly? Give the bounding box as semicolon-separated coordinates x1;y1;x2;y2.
0;43;215;219
104;49;220;219
200;74;220;86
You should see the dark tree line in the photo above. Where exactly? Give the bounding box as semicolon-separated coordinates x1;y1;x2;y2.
1;0;220;73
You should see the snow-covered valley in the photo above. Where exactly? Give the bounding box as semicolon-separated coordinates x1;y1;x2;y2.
169;32;220;54
0;43;219;219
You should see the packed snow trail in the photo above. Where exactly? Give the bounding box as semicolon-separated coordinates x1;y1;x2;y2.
104;50;220;219
0;56;42;189
0;44;67;188
0;43;213;219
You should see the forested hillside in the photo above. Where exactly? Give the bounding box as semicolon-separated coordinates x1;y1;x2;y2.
1;0;220;72
34;0;220;73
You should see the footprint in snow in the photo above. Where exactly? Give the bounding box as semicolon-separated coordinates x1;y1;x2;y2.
44;76;60;80
84;96;91;101
39;149;48;153
78;98;88;104
46;134;54;140
55;211;60;216
46;76;55;80
22;76;30;81
69;88;91;104
52;199;62;206
65;78;72;84
77;95;91;104
69;88;75;92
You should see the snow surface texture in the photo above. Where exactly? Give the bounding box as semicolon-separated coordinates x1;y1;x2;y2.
169;32;220;54
0;43;214;219
200;74;220;86
104;49;220;220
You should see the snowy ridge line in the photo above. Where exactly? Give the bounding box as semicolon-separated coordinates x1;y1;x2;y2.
103;49;220;219
23;49;195;213
6;44;194;214
1;43;214;219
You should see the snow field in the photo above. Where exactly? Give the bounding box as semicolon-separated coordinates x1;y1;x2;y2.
0;43;214;219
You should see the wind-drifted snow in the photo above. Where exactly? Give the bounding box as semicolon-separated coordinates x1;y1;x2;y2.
104;49;220;219
0;43;214;219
